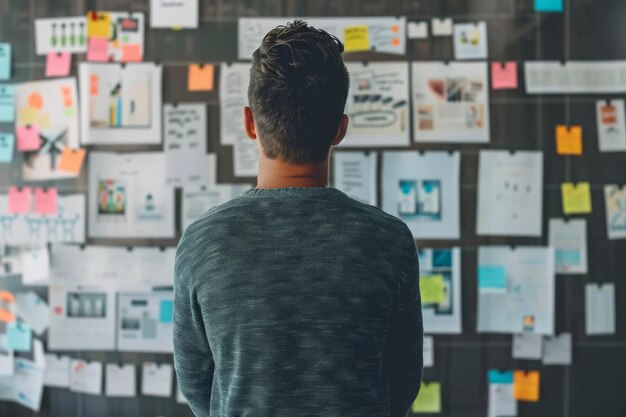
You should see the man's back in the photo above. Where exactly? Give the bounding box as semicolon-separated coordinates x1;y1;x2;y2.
174;187;423;417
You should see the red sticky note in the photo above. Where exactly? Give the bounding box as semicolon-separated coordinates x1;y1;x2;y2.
7;186;31;214
45;52;72;77
15;125;40;151
34;187;57;215
87;38;110;62
491;62;518;89
121;44;142;62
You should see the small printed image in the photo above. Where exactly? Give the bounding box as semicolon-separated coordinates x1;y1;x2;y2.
523;315;535;332
397;179;442;221
418;248;454;316
98;179;126;215
67;292;107;318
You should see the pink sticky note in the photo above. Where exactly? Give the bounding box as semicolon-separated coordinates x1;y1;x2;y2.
7;186;31;214
15;125;40;151
45;52;72;77
491;62;518;89
121;44;142;62
34;187;57;215
87;38;110;62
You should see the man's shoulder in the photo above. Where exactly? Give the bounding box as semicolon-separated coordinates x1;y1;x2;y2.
342;196;413;236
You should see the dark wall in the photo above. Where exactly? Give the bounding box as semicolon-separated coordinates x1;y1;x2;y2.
0;0;625;416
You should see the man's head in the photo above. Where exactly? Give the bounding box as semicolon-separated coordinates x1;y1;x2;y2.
245;20;350;164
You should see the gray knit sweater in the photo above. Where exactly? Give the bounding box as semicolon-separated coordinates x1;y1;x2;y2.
173;186;423;417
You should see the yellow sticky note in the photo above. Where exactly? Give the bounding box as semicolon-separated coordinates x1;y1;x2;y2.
412;382;441;413
18;107;37;125
556;125;583;155
344;25;370;52
561;182;592;214
87;12;112;38
419;275;446;304
513;371;540;402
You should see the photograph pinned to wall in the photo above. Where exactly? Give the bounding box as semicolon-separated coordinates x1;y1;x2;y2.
86;11;145;62
332;151;378;206
14;78;80;180
548;218;588;274
417;247;462;334
476;151;543;237
411;62;490;143
477;246;555;335
78;63;162;145
604;185;626;239
596;99;626;152
182;183;250;231
117;291;174;353
453;22;488;60
342;62;410;147
150;0;198;28
382;151;460;239
35;17;88;55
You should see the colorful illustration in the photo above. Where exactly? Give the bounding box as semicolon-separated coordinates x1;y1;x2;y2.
398;179;442;221
98;180;126;215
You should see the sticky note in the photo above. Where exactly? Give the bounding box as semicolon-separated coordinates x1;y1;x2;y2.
0;44;10;80
45;52;72;77
513;371;540;402
87;37;110;62
419;274;446;304
343;25;370;53
121;44;142;62
7;186;31;214
0;85;15;122
7;322;32;352
15;125;40;151
478;266;507;291
556;125;583;155
87;12;112;38
0;291;16;323
561;182;592;214
535;0;563;12
159;300;173;323
491;62;518;89
34;187;58;215
0;133;14;163
188;64;215;91
432;18;453;36
407;21;428;39
411;382;441;413
488;370;514;384
58;147;86;174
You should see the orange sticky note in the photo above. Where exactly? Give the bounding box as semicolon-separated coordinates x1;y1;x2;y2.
188;64;215;91
491;62;518;89
45;52;72;77
556;125;583;155
7;186;31;214
34;187;57;215
0;291;16;323
15;125;40;151
121;44;142;62
58;147;86;174
87;37;110;62
513;370;540;402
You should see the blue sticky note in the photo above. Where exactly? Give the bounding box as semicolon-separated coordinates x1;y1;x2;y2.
488;370;514;384
159;299;173;323
556;249;580;268
478;266;507;290
0;85;15;122
7;322;32;352
535;0;563;12
0;44;10;80
0;133;15;163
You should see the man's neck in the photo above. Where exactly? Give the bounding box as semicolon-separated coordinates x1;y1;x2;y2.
256;155;329;189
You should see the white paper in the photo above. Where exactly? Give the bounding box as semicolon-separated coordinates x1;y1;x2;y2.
15;78;80;180
0;336;13;376
525;61;626;94
48;284;116;351
20;249;50;286
238;17;406;60
512;333;543;359
548;218;588;274
220;62;249;146
79;63;162;145
43;354;70;387
14;358;44;411
382;151;460;239
542;333;572;365
141;362;173;397
411;62;490;143
596;99;626;152
453;22;488;60
488;383;517;417
150;0;198;28
341;62;410;147
164;103;209;186
88;152;175;238
117;291;173;353
332;152;377;206
477;151;543;237
431;18;453;36
89;12;145;62
423;336;434;367
477;246;555;335
181;184;250;231
69;359;102;395
105;364;136;397
407;21;428;39
35;17;88;55
585;283;615;335
15;292;49;335
604;185;626;239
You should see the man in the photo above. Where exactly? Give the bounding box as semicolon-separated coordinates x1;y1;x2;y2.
174;20;423;417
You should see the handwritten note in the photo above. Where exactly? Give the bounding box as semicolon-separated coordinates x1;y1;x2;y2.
491;62;518;89
0;133;14;163
556;125;583;155
419;274;446;304
561;182;592;214
0;43;10;80
344;25;370;52
58;147;86;174
188;64;215;91
513;370;540;402
7;186;31;214
34;187;58;215
45;52;72;77
412;382;442;413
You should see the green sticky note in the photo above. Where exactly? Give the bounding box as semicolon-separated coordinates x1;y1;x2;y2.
419;275;446;304
412;382;442;413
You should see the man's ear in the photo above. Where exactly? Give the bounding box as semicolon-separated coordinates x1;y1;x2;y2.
243;106;257;140
330;114;349;146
